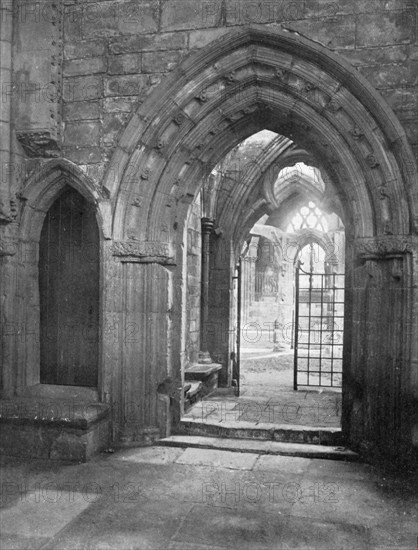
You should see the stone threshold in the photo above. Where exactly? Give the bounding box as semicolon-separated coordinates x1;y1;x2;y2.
158;435;359;461
178;418;344;446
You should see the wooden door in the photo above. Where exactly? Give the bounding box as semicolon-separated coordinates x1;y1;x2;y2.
39;186;99;386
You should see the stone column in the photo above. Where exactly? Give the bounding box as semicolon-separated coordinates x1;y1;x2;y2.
0;0;12;220
199;217;215;362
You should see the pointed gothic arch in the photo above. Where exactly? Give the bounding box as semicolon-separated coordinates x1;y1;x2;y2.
105;25;416;243
101;25;417;463
14;160;107;395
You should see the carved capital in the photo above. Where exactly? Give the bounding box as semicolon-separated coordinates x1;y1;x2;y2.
112;241;175;264
355;235;417;258
0;241;17;256
201;217;215;234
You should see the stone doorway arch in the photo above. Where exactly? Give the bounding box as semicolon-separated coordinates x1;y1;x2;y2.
104;26;417;464
10;160;109;399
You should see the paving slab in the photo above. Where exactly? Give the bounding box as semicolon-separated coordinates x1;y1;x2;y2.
0;491;96;541
160;435;358;460
254;454;312;474
0;445;416;550
306;457;379;480
173;503;287;549
280;516;369;550
175;447;259;470
112;446;184;465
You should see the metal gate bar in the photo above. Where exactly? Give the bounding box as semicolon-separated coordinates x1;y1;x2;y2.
294;263;344;389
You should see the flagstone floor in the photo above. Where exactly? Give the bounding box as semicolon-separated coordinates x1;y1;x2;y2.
184;351;342;429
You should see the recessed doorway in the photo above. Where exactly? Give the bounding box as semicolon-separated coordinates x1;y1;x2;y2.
39;186;99;387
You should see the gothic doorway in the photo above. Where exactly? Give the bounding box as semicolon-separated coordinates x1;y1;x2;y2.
106;26;416;461
39;186;99;387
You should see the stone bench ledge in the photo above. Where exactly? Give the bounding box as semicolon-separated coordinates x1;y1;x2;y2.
185;363;222;380
0;398;110;430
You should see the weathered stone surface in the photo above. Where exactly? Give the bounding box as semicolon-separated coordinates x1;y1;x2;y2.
63;101;100;121
82;1;159;37
109;32;188;54
64;39;106;60
63;57;106;77
108;53;141;75
189;27;229;49
64;121;101;147
102;113;130;146
304;0;403;18
103;97;140;113
63;75;103;102
286;15;356;49
64;146;102;165
104;74;149;97
358;61;418;89
356;11;415;47
142;50;183;73
161;0;218;31
381;87;418;113
341;45;409;66
112;240;174;261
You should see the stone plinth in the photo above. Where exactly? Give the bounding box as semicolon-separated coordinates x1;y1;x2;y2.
0;398;110;462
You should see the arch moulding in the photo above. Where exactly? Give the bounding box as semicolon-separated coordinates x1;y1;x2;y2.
105;25;417;249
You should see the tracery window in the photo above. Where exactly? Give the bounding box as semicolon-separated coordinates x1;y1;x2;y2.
287;201;328;232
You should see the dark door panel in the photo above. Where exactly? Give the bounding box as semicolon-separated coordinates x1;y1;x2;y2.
39;186;99;387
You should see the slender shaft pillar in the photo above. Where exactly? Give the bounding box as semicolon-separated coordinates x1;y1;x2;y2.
199;217;215;362
0;0;13;219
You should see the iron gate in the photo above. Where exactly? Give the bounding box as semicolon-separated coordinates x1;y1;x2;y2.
294;262;344;389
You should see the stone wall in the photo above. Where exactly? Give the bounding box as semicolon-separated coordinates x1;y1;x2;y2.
12;0;409;186
0;1;416;206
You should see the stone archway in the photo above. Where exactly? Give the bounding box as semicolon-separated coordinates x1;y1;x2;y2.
105;26;417;463
10;160;109;398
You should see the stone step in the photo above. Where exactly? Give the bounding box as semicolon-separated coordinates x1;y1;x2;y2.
158;435;359;461
178;418;343;446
